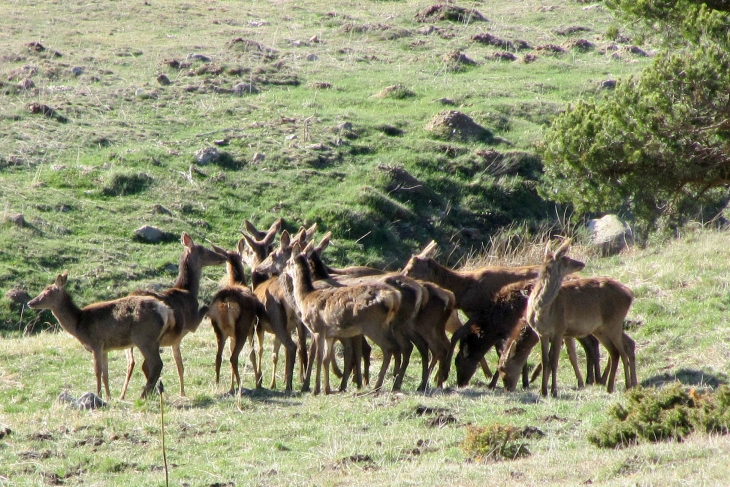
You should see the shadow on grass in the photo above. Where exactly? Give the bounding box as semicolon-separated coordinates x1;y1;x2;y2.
641;368;728;389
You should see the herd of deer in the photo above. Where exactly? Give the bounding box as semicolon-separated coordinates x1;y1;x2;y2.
27;219;638;401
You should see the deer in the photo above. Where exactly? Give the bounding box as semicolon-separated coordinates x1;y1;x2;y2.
526;239;637;397
28;271;175;399
207;239;269;393
402;240;541;382
306;233;452;392
452;279;603;389
241;224;316;391
120;232;227;399
278;242;401;395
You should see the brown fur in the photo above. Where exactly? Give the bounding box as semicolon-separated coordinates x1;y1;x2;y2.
28;271;175;399
122;232;226;398
282;249;401;395
526;240;637;396
208;240;268;392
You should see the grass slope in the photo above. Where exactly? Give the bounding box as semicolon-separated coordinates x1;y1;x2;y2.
2;229;730;486
0;0;650;330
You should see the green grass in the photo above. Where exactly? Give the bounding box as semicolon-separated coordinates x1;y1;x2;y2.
0;0;652;329
3;230;730;486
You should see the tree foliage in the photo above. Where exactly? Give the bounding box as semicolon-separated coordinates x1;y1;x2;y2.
540;1;730;232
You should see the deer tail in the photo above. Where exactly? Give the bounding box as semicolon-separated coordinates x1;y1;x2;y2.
154;302;176;341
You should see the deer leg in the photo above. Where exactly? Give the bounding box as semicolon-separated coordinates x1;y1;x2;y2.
392;335;414;392
373;343;394;392
479;358;493;380
361;337;371;386
313;334;324;396
213;325;226;385
302;336;317;393
270;337;281;389
352;337;364;389
254;325;264;389
172;344;185;396
101;351;111;400
564;338;584;389
137;344;164;399
549;336;563;397
92;348;104;398
339;338;353;392
623;332;637;388
296;320;309;384
577;335;600;386
539;336;551;397
410;334;430;392
323;338;335;395
230;336;246;393
120;348;135;400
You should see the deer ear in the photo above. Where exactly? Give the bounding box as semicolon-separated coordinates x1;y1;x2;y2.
280;230;291;249
305;222;317;240
237;238;247;255
301;240;315;258
240;233;258;251
263;219;281;245
555;238;572;258
244;220;264;240
211;244;227;257
316;232;331;253
56;270;69;288
290;241;302;260
418;240;438;258
182;232;194;249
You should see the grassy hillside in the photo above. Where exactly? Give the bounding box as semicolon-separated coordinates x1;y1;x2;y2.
2;229;730;486
0;0;652;331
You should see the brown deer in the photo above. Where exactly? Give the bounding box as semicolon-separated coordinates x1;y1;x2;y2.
526;240;637;397
278;242;401;395
28;271;175;399
242;225;316;391
207;239;269;393
307;233;450;392
402;240;541;381
452;280;603;389
121;232;227;398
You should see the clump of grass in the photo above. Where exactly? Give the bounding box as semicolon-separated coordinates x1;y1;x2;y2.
589;384;730;448
461;423;531;462
101;172;154;197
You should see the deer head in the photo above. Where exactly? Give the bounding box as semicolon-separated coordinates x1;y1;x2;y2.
28;271;69;309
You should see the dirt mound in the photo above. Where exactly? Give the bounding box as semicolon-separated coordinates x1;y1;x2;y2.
425;111;493;143
372;84;416;99
473;33;531;51
441;50;477;71
415;4;486;23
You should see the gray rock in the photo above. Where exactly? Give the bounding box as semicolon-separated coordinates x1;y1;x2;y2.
306;53;319;61
71;66;84;76
195;147;220;165
587;214;633;256
232;82;259;95
187;53;212;62
252;152;266;163
156;74;171;86
135;225;165;243
19;78;35;90
57;391;107;410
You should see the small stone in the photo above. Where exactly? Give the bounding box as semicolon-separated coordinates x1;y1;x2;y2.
5;289;31;309
309;35;319;43
71;66;84;76
156;74;171;86
8;214;26;227
601;79;616;90
163;263;179;274
306;53;319;61
187;53;212;62
194;147;220;165
232;82;259;95
285;134;297;140
213;139;229;146
76;392;107;410
434;97;455;105
151;204;172;216
252;153;266;163
337;121;353;131
135;225;165;243
18;78;35;90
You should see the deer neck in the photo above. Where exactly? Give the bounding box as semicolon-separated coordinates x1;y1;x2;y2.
309;251;331;281
290;256;316;306
50;292;84;340
424;259;472;308
173;249;202;298
526;266;563;329
227;258;248;287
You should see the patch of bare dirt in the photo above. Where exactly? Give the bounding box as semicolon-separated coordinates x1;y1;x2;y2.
487;51;517;62
416;4;487;23
473;33;531;50
372;84;416;99
555;26;590;36
535;44;566;54
565;39;594;51
425;111;494;143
